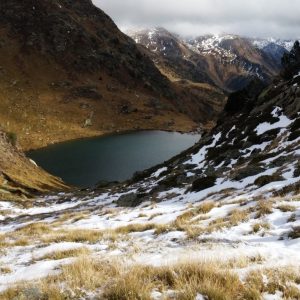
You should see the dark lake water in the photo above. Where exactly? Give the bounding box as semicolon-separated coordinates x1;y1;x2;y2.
27;131;200;188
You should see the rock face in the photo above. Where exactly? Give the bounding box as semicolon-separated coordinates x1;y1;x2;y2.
0;0;169;93
281;41;300;79
0;1;226;150
128;28;290;92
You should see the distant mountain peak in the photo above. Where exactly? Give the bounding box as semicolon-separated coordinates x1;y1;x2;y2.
128;27;290;92
251;38;295;51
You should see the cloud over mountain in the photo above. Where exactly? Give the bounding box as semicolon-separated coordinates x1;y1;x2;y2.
94;0;300;38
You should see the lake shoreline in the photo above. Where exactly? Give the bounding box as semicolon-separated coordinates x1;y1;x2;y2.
25;127;202;153
27;131;201;188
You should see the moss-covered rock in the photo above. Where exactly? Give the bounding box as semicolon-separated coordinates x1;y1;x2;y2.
191;176;216;192
233;165;265;181
254;175;284;187
294;163;300;178
116;193;146;207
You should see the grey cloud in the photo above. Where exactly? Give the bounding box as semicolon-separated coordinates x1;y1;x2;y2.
93;0;300;39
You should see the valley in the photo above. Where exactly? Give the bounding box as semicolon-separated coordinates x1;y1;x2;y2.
0;0;299;299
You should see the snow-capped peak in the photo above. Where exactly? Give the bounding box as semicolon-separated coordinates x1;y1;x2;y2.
252;38;295;51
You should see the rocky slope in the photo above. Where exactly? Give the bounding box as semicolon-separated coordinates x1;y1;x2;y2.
0;43;299;298
0;1;225;150
0;129;67;201
129;28;291;92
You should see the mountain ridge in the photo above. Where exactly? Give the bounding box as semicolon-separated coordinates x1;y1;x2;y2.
128;27;293;92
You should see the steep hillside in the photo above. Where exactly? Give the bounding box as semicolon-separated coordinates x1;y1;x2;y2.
129;28;290;92
0;43;299;298
0;129;66;201
0;1;225;150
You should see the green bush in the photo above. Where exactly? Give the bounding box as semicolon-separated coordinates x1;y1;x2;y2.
6;132;17;146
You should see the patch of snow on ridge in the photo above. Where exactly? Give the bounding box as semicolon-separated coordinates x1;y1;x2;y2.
294;71;300;79
186;34;237;60
186;132;221;166
252;38;294;51
153;167;167;178
255;107;292;135
263;291;283;300
242;142;271;158
0;259;71;292
195;294;206;300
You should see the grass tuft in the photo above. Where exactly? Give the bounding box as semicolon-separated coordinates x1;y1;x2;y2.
37;247;90;261
256;200;273;218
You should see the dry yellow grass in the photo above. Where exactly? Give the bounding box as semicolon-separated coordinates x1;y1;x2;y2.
0;256;268;300
245;267;300;299
197;201;216;214
15;222;52;237
148;213;163;220
154;224;174;235
0;234;8;249
277;204;296;212
228;209;249;226
1;256;119;300
114;223;156;234
0;267;12;274
0;209;12;216
252;222;271;233
256;200;273;218
137;213;147;218
174;201;216;228
2;223;50;248
226;255;264;268
42;229;102;244
184;208;250;240
184;225;205;240
36;247;90;261
51;211;90;227
11;238;29;247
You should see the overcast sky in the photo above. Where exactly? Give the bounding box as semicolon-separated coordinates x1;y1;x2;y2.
93;0;300;39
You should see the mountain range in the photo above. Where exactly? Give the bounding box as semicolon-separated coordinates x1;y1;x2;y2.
128;28;293;92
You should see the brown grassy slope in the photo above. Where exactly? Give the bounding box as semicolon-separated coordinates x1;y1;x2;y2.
0;0;225;150
0;130;67;200
0;35;197;150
